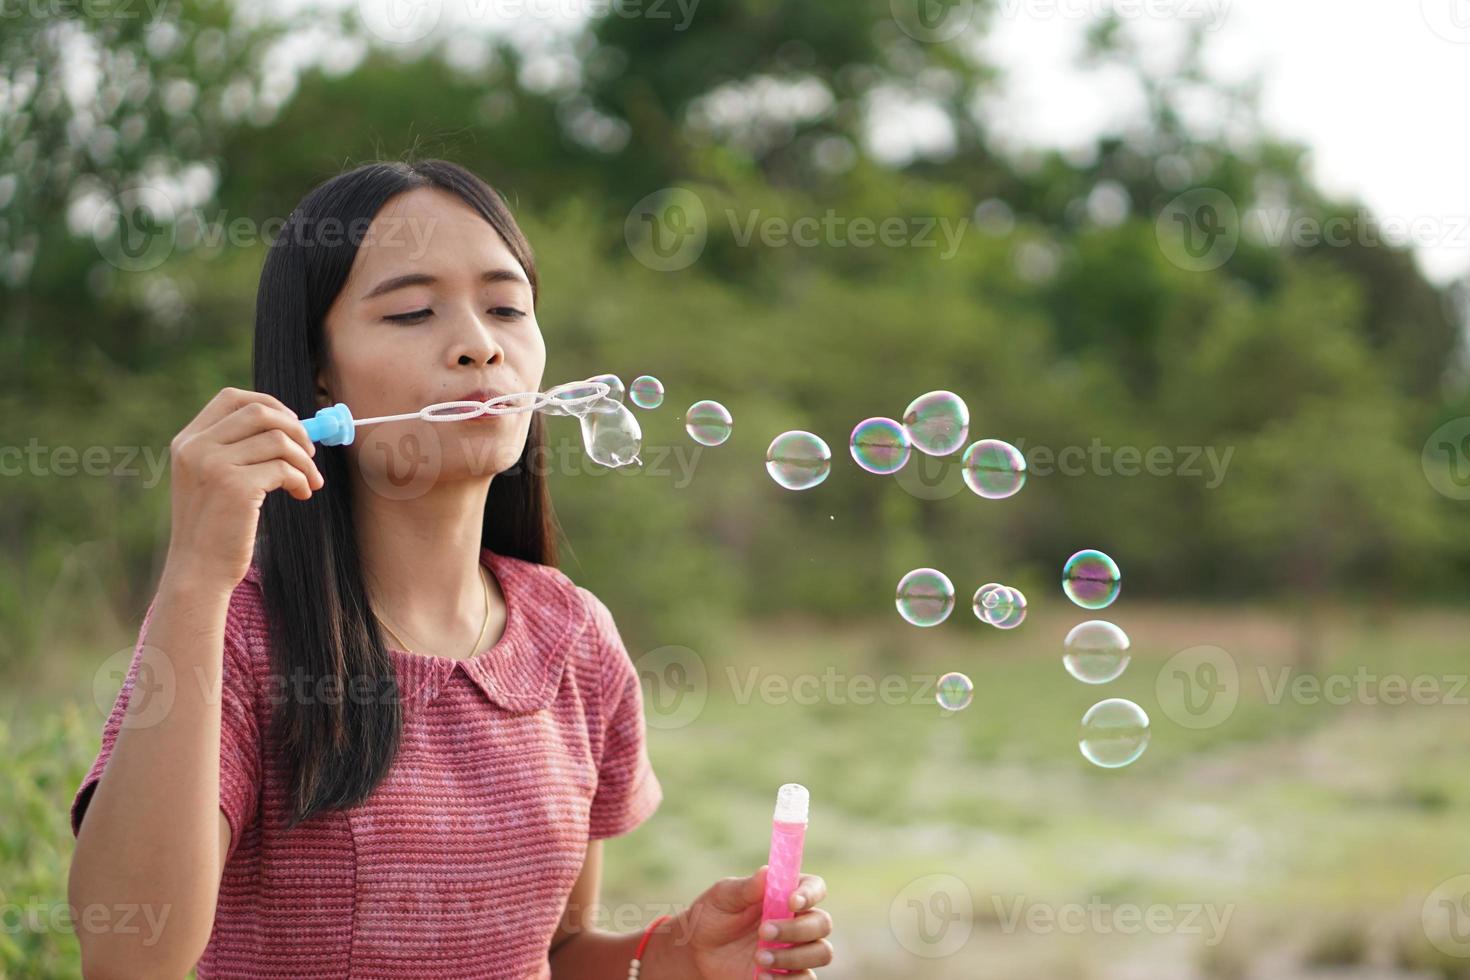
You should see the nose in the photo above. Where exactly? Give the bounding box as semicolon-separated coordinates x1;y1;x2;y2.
450;306;505;367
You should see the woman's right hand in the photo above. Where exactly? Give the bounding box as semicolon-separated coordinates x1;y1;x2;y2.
163;387;325;596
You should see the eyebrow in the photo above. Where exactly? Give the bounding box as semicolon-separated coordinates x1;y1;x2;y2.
361;268;529;301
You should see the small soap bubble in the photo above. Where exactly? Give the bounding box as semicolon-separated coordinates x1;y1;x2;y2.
896;568;956;627
1063;620;1131;684
961;439;1027;499
579;399;643;467
1063;550;1122;609
849;417;911;475
981;586;1027;629
630;375;665;409
902;390;970;457
936;672;974;711
766;431;832;490
1079;698;1150;768
971;583;1005;621
685;400;733;446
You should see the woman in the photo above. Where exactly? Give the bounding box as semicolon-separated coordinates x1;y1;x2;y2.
66;159;835;979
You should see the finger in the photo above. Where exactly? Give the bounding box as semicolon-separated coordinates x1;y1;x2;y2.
205;400;317;460
760;908;831;944
760;938;833;973
226;429;324;490
789;874;827;913
181;387;301;444
244;458;312;501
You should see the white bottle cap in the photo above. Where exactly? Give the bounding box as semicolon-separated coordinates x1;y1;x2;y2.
773;783;810;824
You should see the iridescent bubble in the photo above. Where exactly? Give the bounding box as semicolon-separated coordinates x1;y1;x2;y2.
589;373;626;402
630;375;665;409
896;568;955;627
849;417;911;475
579;399;643;467
981;586;1027;629
1063;550;1122;610
766;431;831;490
936;672;974;711
1063;620;1131;684
961;439;1027;499
685;400;732;446
971;582;1005;621
902;391;970;457
1079;698;1150;768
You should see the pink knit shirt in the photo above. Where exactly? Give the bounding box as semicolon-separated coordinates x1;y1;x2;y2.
71;547;663;978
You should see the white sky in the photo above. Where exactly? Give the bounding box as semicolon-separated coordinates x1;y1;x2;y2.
979;0;1470;283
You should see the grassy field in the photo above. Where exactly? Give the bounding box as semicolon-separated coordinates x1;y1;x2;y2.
4;604;1469;978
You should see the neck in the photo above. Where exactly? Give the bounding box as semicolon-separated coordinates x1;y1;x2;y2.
351;470;494;644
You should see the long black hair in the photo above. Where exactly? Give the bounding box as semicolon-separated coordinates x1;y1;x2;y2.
252;159;559;828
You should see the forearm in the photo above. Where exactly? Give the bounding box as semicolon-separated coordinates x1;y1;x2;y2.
67;571;232;977
549;914;697;980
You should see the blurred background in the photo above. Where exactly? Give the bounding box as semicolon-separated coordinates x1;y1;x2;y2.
4;0;1470;976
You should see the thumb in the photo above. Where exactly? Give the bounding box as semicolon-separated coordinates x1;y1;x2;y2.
703;865;767;914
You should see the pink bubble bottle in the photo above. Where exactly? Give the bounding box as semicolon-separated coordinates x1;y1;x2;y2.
755;783;810;977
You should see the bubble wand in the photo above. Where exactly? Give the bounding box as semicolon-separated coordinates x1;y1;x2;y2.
301;379;612;446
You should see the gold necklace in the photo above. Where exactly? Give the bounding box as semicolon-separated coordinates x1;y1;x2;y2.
375;565;494;661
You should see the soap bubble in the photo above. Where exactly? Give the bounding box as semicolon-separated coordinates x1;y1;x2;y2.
936;672;974;711
579;399;643;467
589;373;626;402
1063;620;1131;684
1079;698;1150;768
971;583;1005;621
981;586;1027;629
630;375;665;409
896;568;955;627
685;400;733;446
961;439;1027;499
849;417;911;475
1063;550;1122;609
766;431;831;490
902;391;970;457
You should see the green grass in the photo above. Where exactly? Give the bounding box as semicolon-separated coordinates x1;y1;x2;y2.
7;604;1470;978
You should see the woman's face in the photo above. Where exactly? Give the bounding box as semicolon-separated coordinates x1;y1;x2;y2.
316;187;544;488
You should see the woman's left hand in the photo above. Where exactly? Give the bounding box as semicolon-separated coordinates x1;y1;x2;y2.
666;865;833;979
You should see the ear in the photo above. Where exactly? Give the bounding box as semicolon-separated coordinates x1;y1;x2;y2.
313;365;332;409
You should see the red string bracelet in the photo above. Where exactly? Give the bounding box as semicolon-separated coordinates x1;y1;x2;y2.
627;914;671;979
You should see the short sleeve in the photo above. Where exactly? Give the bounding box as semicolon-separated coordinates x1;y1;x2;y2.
582;590;662;840
70;585;263;864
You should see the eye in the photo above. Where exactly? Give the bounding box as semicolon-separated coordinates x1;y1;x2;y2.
384;308;432;323
490;306;527;320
